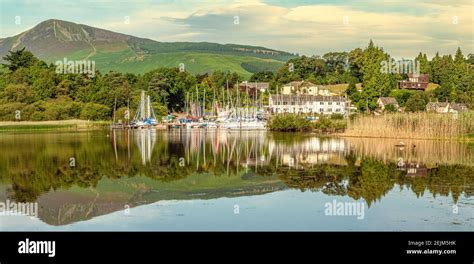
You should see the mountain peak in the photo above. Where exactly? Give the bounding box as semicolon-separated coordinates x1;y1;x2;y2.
0;19;295;77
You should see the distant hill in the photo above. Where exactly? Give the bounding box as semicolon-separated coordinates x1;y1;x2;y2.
0;19;295;78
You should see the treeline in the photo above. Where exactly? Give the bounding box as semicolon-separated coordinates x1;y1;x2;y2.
251;41;473;112
0;48;247;121
1;41;473;121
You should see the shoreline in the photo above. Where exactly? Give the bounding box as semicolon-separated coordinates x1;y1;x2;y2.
1;120;472;142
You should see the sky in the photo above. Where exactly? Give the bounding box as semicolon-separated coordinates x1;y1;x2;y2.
0;0;472;58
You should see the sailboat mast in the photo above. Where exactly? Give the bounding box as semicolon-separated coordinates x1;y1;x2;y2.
195;85;199;117
146;95;151;119
140;90;146;120
203;87;206;118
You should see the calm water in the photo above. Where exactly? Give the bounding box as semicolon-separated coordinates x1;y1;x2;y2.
0;129;473;231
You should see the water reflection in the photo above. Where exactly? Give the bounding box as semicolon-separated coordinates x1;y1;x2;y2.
0;130;472;227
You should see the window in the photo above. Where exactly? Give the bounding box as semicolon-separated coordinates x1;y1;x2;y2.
336;102;340;105
328;109;332;112
320;102;324;105
328;102;332;105
336;109;341;112
320;108;323;112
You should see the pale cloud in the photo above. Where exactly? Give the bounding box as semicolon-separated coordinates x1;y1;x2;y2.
1;0;472;57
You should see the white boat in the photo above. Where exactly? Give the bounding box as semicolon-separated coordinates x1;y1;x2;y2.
132;90;158;128
220;118;266;130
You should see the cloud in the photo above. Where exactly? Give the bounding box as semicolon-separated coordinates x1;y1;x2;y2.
1;0;472;57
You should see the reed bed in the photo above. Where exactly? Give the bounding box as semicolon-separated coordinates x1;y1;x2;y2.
344;111;474;140
345;137;474;166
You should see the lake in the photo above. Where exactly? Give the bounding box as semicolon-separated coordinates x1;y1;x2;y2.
0;129;473;231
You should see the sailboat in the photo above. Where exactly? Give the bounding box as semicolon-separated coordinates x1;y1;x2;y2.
219;81;266;130
131;90;158;128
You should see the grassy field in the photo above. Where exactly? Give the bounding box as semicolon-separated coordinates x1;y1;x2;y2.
55;49;285;79
0;120;109;132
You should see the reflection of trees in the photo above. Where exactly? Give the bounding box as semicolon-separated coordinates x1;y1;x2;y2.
278;153;474;206
0;132;473;204
346;158;398;206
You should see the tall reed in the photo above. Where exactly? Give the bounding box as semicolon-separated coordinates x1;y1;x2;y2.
344;111;474;140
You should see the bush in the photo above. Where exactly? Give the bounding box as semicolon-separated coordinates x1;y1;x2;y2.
384;104;397;113
405;92;428;112
0;102;27;121
313;116;347;133
268;114;312;131
80;103;111;121
330;113;344;120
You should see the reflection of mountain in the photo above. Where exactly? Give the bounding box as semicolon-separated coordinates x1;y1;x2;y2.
36;174;286;226
0;131;473;226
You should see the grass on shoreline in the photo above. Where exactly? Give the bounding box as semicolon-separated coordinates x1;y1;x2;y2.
345;111;474;140
0;119;110;132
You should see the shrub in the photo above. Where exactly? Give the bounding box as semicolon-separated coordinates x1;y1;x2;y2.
0;102;26;121
80;103;111;121
268;114;312;131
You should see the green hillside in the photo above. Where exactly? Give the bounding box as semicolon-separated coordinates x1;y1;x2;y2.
0;19;294;78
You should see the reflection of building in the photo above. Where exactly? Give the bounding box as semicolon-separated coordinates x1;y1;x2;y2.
270;138;347;167
397;161;428;177
398;73;429;90
269;95;349;116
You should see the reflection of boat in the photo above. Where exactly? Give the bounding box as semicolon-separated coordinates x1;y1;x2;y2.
134;129;156;164
395;142;406;148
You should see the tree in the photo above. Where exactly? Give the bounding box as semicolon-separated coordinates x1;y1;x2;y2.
415;52;429;74
455;71;474;108
389;89;414;107
405;92;428;112
2;84;35;104
348;48;364;82
1;48;39;72
249;71;274;82
384;104;397;113
80;103;111;120
345;81;357;95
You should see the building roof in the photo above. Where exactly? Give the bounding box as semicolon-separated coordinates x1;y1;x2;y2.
407;73;429;79
240;82;269;90
426;102;449;109
450;103;468;112
285;80;316;88
378;97;398;105
270;94;346;102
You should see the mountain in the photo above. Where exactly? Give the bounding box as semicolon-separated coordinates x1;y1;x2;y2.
0;19;295;78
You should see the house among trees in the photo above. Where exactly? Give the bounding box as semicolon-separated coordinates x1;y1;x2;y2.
238;81;269;95
426;102;449;113
376;97;399;112
281;81;335;96
426;101;469;114
268;94;349;116
398;73;429;90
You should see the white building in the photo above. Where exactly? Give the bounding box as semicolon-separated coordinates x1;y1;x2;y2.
281;81;336;96
269;94;350;116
